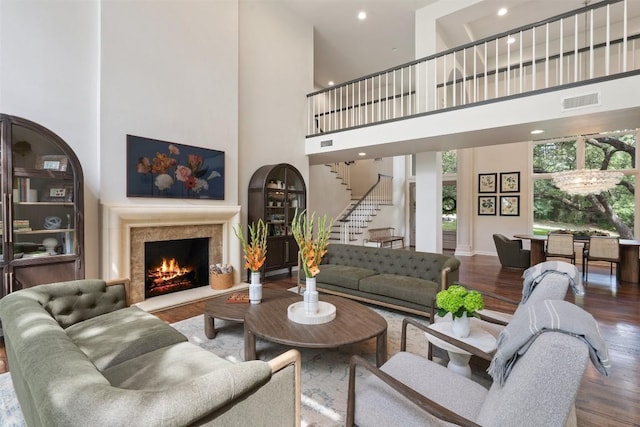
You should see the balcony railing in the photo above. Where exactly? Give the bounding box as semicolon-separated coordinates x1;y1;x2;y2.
306;0;639;137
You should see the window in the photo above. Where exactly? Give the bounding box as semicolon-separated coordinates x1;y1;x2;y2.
532;131;637;238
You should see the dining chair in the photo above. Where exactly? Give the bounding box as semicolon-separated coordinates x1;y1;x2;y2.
545;233;576;264
583;236;620;282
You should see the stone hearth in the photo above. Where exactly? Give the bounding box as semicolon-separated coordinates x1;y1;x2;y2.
101;204;242;306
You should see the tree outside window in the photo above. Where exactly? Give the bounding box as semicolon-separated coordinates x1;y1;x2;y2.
532;132;636;238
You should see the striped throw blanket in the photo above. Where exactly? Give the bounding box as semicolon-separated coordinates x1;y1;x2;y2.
521;261;584;303
488;299;610;386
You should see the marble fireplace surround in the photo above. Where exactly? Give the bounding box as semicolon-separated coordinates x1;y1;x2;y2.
101;204;242;308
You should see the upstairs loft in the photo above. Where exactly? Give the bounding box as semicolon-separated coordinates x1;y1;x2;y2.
304;0;640;164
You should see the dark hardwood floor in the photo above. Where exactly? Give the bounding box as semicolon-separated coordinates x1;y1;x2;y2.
1;254;638;425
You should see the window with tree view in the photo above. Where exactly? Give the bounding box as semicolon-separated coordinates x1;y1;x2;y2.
532;131;637;238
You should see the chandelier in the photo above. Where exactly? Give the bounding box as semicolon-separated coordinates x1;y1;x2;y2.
551;169;623;196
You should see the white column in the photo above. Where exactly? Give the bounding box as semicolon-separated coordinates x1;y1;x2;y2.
415;152;442;252
455;148;474;256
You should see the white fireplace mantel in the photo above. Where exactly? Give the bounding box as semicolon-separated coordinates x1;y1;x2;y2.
100;204;242;285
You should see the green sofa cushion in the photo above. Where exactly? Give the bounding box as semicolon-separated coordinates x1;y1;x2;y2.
315;264;377;290
103;341;232;389
65;306;187;371
359;274;439;305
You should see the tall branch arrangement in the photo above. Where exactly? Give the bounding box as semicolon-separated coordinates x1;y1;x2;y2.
234;219;267;272
291;209;334;278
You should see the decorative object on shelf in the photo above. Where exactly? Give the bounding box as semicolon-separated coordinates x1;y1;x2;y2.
42;238;58;255
234;219;268;304
478;173;497;193
43;216;62;230
551;169;623;196
35;155;68;172
13;140;32;156
436;284;485;338
500;195;520;216
209;263;234;290
478;196;497;216
291;209;334;315
499;171;520;193
42;183;74;202
127;135;225;200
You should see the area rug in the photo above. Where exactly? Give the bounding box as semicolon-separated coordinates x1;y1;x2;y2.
0;306;491;427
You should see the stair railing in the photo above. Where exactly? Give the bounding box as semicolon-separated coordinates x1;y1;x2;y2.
328;162;352;189
338;174;392;243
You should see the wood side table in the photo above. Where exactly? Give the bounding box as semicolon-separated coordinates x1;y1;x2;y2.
244;294;388;366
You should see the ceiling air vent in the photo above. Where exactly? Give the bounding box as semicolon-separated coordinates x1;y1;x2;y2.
320;139;333;147
561;92;600;111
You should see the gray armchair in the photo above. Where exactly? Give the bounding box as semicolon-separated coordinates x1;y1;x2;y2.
493;233;530;269
347;299;607;427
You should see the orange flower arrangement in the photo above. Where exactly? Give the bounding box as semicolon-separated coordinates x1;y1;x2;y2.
291;209;334;278
234;219;268;272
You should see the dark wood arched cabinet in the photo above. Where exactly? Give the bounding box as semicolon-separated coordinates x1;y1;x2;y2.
0;114;84;297
248;164;306;278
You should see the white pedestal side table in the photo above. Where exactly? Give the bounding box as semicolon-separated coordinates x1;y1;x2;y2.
425;321;497;378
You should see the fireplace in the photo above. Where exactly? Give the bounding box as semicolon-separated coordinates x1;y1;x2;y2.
101;204;242;306
144;237;209;298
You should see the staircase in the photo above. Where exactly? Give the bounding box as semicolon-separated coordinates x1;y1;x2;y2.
329;172;393;244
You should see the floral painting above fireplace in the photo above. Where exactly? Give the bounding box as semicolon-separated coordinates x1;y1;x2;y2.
127;135;224;199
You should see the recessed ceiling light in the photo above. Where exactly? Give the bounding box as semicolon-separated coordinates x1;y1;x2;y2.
358;11;366;20
498;7;508;16
328;81;334;86
507;36;516;44
358;152;366;156
530;129;544;135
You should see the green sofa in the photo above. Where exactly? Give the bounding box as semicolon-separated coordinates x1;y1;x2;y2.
0;279;301;427
303;244;460;317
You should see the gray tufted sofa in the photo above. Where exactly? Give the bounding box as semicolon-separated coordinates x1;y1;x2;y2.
0;279;300;427
304;244;460;317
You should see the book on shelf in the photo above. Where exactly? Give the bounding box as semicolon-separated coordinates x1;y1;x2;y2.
12;178;37;202
0;220;31;230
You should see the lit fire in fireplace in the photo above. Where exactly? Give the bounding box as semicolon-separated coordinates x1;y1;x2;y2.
146;257;198;298
149;258;193;284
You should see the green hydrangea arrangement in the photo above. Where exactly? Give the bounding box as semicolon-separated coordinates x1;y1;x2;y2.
436;284;484;318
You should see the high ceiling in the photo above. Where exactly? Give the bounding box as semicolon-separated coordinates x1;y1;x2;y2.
280;0;591;89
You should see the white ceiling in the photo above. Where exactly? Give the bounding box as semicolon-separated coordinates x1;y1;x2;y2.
280;0;591;89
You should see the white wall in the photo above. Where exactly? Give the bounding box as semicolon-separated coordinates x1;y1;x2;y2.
100;0;239;205
238;1;313;216
0;0;100;278
308;164;352;220
349;158;393;197
472;142;530;255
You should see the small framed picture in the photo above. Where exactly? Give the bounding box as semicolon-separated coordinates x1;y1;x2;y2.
42;183;74;202
478;173;497;193
35;155;68;172
500;195;520;216
478;196;497;215
500;171;520;193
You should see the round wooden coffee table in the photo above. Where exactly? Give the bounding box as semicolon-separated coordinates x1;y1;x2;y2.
244;293;388;367
203;288;291;338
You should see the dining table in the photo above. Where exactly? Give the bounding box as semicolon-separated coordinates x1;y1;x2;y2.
513;234;640;283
